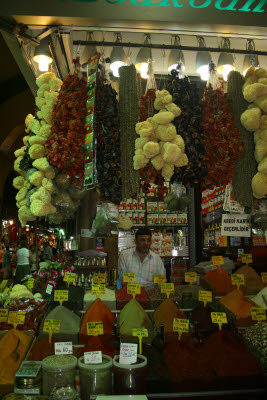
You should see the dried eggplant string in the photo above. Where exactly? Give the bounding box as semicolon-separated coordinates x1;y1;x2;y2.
119;64;139;199
227;71;257;207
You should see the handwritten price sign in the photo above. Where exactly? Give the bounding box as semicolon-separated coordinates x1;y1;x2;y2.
87;321;104;336
123;273;135;283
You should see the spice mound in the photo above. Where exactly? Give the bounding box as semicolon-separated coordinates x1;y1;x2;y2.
203;269;234;296
153;298;185;334
116;286;149;310
252;287;267;309
190;304;216;336
146;286;179;309
80;335;118;358
84;288;116;311
41;305;80;342
80;298;116;344
119;298;152;337
235;265;264;295
240;322;267;371
219;289;254;326
0;329;32;384
27;337;62;361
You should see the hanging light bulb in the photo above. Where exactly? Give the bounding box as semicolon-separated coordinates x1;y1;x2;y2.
168;35;186;73
135;34;152;74
33;37;53;72
110;33;127;77
217;38;235;81
80;32;97;70
196;37;211;81
243;39;259;76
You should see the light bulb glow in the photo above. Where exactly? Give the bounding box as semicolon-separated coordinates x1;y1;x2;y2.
197;64;209;81
168;63;186;72
38;55;50;71
222;64;235;81
140;63;149;79
110;61;127;77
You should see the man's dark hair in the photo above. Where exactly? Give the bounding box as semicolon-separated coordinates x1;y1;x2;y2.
5;246;9;251
135;228;152;239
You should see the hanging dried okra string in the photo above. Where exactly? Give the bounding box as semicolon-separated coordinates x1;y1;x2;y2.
227;71;257;207
119;65;139;199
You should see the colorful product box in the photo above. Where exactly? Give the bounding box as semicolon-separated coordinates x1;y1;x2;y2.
139;212;145;225
167;214;177;224
177;214;187;224
147;214;158;225
147;202;158;213
138;198;145;211
159;214;167;225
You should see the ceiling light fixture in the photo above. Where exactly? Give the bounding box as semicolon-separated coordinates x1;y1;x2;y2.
168;35;185;73
136;34;152;78
80;32;97;70
110;33;127;77
196;37;211;81
33;36;53;72
243;39;259;76
217;38;235;81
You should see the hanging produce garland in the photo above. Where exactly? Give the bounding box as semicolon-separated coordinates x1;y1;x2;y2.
200;85;244;190
119;64;139;199
227;71;257;207
45;58;87;186
94;71;122;205
166;70;206;186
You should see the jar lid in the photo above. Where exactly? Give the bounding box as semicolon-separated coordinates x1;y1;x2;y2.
113;354;147;369
42;355;77;371
78;354;112;371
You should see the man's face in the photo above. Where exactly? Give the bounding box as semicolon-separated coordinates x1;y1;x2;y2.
135;235;152;254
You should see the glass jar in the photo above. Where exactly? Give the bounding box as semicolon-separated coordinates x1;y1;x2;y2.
42;355;77;396
78;355;112;399
113;354;147;395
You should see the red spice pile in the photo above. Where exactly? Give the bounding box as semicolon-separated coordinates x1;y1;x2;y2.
203;268;234;296
116;286;149;310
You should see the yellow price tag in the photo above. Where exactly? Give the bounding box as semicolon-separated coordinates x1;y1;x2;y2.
27;278;35;289
242;254;253;264
185;272;197;285
91;284;106;297
93;273;106;284
251;308;266;321
161;283;174;298
123;272;135;283
43;319;61;343
87;321;104;336
211;312;227;330
8;311;26;329
54;290;69;306
173;318;189;340
212;256;224;268
132;328;148;355
127;284;141;299
64;272;76;282
0;309;8;323
261;272;267;284
198;290;212;307
154;274;166;284
231;274;245;290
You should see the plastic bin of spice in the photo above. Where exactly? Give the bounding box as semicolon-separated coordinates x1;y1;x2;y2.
78;354;112;399
113;354;147;395
42;355;77;396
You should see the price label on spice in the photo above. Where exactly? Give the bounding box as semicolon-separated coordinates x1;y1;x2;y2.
0;308;8;323
54;342;73;355
173;318;189;340
54;290;69;306
242;254;253;264
46;284;53;295
198;291;212;307
63;272;76;287
154;274;166;284
87;321;104;336
211;312;227;330
43;319;61;343
261;272;267;284
91;284;106;297
132;328;148;355
127;284;141;299
27;278;34;290
93;273;106;284
84;351;102;364
212;256;224;268
161;283;174;298
231;274;245;290
185;272;197;285
123;272;135;283
8;311;25;329
119;343;138;365
251;308;266;321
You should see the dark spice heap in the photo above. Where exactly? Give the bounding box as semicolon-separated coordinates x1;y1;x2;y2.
190;304;216;337
166;70;206;185
227;71;257;207
146;285;179;309
200;85;244;189
94;75;122;205
153;298;185;334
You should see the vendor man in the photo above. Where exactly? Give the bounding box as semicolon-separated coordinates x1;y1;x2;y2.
118;228;165;287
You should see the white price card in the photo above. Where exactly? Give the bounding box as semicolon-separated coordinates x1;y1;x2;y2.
54;342;73;355
46;284;53;295
119;343;138;365
84;351;102;364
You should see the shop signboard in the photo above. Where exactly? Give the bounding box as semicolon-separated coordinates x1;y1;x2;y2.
221;214;251;238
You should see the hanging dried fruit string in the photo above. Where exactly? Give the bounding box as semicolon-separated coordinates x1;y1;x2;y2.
227;71;257;207
119;65;139;199
45;57;87;186
94;73;122;205
200;85;244;189
166;70;206;186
